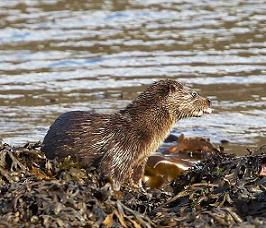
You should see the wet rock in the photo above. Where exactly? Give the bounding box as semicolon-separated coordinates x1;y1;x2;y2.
164;134;218;159
164;134;178;143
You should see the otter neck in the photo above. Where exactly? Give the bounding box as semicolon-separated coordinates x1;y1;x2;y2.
122;103;177;137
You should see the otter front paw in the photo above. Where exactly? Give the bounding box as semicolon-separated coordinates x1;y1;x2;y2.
111;179;121;191
131;162;146;190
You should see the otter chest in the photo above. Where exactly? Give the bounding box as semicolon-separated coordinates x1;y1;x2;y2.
141;121;174;159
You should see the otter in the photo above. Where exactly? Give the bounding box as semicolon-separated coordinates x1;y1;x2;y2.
42;80;212;190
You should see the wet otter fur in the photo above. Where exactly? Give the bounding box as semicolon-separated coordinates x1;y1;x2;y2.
42;80;212;190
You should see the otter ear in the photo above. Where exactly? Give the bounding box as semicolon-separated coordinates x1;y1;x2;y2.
168;84;176;94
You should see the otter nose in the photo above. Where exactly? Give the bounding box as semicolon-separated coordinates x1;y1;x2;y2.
207;99;211;106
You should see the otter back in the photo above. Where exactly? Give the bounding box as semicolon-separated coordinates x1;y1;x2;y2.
42;111;111;166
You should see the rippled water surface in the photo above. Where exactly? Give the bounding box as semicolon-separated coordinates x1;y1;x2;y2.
0;0;265;154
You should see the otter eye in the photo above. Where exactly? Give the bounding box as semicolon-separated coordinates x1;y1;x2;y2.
191;92;197;98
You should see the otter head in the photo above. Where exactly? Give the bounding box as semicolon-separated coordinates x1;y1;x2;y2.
159;80;212;120
147;80;212;120
124;79;212;122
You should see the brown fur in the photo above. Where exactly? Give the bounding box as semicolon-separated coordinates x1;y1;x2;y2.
42;80;211;190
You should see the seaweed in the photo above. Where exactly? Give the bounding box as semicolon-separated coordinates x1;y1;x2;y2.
0;142;265;227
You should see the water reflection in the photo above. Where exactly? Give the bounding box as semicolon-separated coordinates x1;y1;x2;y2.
0;0;265;154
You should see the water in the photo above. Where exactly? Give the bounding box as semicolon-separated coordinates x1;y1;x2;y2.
0;0;265;154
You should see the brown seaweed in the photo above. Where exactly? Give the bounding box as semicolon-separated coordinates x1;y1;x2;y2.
0;142;266;227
